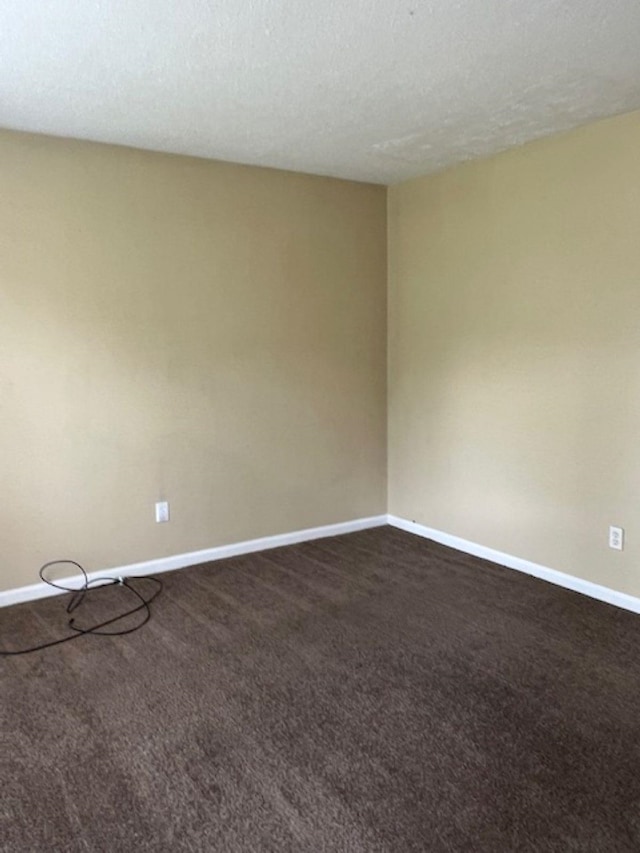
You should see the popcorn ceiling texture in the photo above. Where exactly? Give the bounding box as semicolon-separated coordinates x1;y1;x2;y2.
1;0;640;183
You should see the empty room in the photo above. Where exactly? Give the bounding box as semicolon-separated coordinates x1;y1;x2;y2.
2;1;640;850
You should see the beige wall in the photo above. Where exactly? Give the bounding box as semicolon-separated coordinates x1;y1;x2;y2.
388;110;640;597
0;130;387;593
4;108;639;600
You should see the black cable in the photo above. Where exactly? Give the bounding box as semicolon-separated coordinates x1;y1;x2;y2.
0;560;162;656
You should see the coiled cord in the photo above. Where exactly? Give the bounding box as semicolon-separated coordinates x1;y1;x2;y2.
0;560;162;656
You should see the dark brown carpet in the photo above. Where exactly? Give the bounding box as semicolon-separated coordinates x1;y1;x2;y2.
2;526;640;851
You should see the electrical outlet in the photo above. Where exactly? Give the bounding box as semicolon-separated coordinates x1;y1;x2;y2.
609;526;624;551
155;501;170;523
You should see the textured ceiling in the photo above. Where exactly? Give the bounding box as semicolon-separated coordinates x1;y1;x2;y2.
1;1;640;184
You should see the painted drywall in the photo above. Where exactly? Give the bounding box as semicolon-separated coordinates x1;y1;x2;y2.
0;130;386;593
388;110;640;598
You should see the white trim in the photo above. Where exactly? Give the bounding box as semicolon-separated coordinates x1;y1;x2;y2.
387;515;640;616
0;515;387;609
7;512;637;618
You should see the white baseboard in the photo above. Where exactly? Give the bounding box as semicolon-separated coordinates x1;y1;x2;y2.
0;514;387;609
6;512;637;618
387;514;640;616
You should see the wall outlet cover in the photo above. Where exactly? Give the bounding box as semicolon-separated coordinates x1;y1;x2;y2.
609;526;624;551
155;501;170;523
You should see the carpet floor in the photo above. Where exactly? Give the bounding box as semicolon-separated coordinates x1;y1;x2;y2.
1;526;640;851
